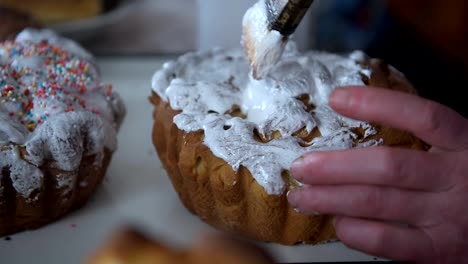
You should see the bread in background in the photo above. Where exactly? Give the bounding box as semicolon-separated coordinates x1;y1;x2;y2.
0;7;41;40
0;0;120;24
87;227;275;264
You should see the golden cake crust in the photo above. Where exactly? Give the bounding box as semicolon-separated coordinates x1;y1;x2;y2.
0;0;103;24
87;227;275;264
150;58;429;245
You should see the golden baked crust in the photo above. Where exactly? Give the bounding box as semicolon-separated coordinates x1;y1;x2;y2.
150;58;429;245
87;228;275;264
0;0;119;24
0;148;112;237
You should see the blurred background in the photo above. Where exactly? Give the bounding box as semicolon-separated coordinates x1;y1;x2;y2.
1;0;467;116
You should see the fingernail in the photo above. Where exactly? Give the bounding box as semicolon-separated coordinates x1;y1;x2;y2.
291;156;304;181
333;216;341;228
291;154;321;181
330;88;351;109
293;207;320;216
293;207;302;214
287;189;299;208
288;189;321;216
288;190;303;213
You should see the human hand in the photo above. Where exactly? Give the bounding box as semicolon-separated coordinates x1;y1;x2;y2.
287;86;468;263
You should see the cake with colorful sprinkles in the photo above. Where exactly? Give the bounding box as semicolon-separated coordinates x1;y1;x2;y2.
0;28;125;236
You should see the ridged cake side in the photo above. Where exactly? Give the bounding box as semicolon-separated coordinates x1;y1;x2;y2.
151;93;336;245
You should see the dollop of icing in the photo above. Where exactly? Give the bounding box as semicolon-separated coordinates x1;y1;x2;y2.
0;28;125;199
242;0;286;79
152;45;382;195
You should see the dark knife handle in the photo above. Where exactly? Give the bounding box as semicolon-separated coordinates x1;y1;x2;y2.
266;0;314;36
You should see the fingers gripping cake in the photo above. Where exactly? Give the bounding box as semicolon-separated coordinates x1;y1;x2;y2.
0;28;125;236
150;2;427;245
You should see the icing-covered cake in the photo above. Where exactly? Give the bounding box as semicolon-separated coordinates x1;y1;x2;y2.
0;28;125;236
149;0;427;245
153;46;384;196
150;44;426;245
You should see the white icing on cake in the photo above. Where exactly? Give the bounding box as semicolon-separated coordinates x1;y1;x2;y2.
56;172;75;196
0;28;125;199
242;0;287;79
15;28;94;62
152;45;383;195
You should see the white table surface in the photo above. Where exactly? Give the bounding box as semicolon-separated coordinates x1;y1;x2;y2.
0;56;386;263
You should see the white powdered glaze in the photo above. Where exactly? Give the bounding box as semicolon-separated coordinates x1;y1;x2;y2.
242;0;287;79
0;146;43;198
56;172;75;196
152;45;382;196
0;28;125;200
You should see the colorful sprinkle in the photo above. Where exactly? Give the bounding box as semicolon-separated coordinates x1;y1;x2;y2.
0;40;114;132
